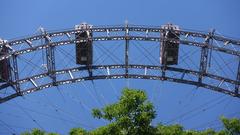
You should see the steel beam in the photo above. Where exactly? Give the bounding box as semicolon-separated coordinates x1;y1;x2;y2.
1;35;240;62
5;26;240;47
160;29;167;79
1;64;240;103
0;83;11;90
0;25;240;103
125;23;129;77
198;45;209;83
15;64;239;86
198;30;214;84
43;31;57;86
11;54;21;94
1;73;239;104
236;58;240;94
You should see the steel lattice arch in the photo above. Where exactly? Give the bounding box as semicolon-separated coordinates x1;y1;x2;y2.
0;23;240;103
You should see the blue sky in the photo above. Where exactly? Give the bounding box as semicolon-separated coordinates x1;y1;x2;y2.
0;0;240;134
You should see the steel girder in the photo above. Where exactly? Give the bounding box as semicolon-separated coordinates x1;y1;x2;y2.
1;36;240;62
0;25;240;103
0;64;239;103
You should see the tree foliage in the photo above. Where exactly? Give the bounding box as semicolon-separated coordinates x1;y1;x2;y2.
69;128;88;135
221;116;240;135
21;88;240;135
21;128;58;135
91;88;156;135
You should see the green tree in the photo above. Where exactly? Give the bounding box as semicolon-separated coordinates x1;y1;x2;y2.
69;128;88;135
156;123;183;135
91;88;156;135
20;88;240;135
220;116;240;135
21;128;59;135
90;123;121;135
21;129;45;135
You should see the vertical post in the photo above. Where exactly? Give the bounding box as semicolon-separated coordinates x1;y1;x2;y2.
161;29;167;79
125;21;129;77
87;29;93;78
1;39;21;95
12;54;21;94
46;39;57;86
198;29;214;84
41;28;57;86
198;46;208;83
235;58;240;94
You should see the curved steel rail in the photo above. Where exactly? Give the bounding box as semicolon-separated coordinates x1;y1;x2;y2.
1;36;240;62
1;26;240;47
0;25;240;103
0;64;239;103
1;26;240;61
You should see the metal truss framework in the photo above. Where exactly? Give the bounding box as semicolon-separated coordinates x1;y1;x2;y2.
0;25;240;103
